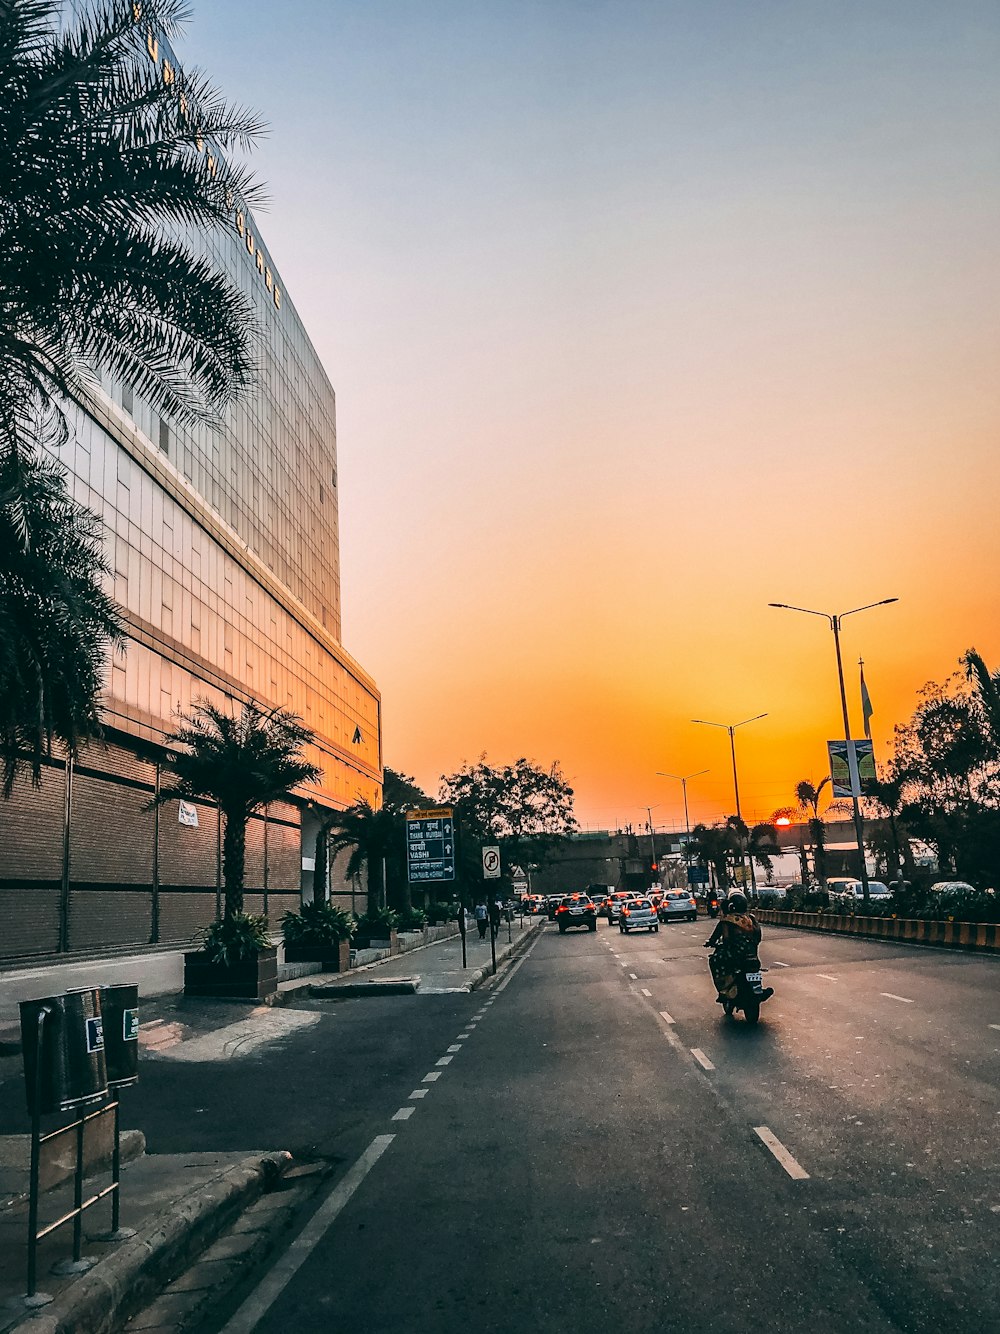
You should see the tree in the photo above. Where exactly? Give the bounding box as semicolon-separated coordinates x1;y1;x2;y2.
439;755;578;898
688;823;736;891
1;0;263;790
962;648;1000;752
153;701;320;922
0;449;124;794
0;0;264;461
325;800;399;918
795;778;831;886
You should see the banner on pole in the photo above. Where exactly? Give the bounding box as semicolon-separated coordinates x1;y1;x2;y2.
828;740;876;798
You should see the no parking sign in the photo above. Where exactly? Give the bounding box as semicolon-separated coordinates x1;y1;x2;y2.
482;846;501;879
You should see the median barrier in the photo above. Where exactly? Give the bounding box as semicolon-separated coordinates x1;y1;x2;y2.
756;909;1000;954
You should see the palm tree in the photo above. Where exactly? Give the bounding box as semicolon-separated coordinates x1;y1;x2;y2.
0;0;264;789
796;779;831;886
962;648;1000;750
0;0;264;461
0;449;124;794
153;701;320;922
326;800;402;917
688;823;737;891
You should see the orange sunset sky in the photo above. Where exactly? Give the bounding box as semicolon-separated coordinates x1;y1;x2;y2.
192;2;1000;831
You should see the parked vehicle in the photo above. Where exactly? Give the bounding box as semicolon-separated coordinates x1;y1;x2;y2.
705;944;773;1025
930;880;977;895
620;898;658;934
555;895;598;933
829;879;891;901
658;890;698;922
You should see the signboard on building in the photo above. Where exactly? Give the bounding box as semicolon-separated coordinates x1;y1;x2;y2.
828;740;876;798
405;808;456;883
482;846;501;879
686;865;709;885
178;801;199;828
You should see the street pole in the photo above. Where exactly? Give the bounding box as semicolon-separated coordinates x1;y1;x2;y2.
769;597;898;905
646;805;657;888
656;769;709;879
692;715;767;897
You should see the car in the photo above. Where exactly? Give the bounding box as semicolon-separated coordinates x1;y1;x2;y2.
555;895;598;932
829;878;891;901
545;895;564;920
930;880;977;895
620;898;658;933
605;892;634;923
658;889;698;922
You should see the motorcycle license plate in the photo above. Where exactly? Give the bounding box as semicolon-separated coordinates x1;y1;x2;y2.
745;972;762;983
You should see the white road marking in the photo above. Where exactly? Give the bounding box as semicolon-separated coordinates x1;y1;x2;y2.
989;1024;1000;1032
629;973;638;980
457;1033;470;1040
691;1048;715;1071
754;1126;810;1180
773;962;790;968
392;1106;415;1121
881;992;914;1004
436;1055;453;1066
409;1089;428;1099
817;974;838;982
422;1071;442;1083
218;1134;395;1334
641;988;652;997
660;1011;675;1024
447;1044;463;1052
495;930;544;993
619;962;627;968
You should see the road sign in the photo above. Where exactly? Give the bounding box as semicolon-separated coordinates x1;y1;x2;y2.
482;846;501;879
687;865;709;885
405;808;456;883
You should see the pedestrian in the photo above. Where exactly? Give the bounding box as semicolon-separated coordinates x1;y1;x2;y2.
488;897;502;937
475;901;488;939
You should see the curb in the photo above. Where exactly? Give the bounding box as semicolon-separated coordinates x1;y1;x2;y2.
12;1150;291;1334
467;920;544;992
308;979;418;998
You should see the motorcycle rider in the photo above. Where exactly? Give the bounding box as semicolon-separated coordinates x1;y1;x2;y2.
704;890;773;1003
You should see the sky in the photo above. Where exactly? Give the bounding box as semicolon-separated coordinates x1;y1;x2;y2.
184;1;1000;832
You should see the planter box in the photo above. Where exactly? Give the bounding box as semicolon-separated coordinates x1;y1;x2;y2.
352;927;399;956
184;946;278;1001
283;940;351;973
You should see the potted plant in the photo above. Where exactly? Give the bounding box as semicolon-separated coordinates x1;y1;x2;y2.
152;701;321;1001
282;901;355;973
183;912;277;1000
352;906;400;952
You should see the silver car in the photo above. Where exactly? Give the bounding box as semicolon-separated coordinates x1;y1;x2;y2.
620;898;659;934
658;889;699;922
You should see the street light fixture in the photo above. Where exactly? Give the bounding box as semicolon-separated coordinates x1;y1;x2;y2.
691;714;768;893
655;769;710;861
768;598;898;902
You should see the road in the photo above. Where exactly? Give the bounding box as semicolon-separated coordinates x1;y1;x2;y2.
16;919;997;1333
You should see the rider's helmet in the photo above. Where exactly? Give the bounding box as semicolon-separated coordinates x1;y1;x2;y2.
726;890;748;913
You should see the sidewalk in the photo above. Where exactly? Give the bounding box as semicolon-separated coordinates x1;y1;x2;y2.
0;917;545;1332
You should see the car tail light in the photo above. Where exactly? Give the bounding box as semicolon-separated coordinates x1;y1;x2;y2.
556;905;567;914
689;898;697;907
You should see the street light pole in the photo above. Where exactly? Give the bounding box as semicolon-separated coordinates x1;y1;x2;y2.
769;598;898;903
691;715;768;895
656;769;710;862
645;805;659;888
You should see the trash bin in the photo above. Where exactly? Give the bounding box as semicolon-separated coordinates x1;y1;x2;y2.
20;988;109;1116
100;984;139;1089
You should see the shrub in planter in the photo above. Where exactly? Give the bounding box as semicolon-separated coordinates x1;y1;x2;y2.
282;901;355;945
203;912;271;964
396;908;427;932
425;901;453;925
353;907;399;943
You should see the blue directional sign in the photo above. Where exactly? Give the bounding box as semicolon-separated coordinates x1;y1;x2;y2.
406;808;456;883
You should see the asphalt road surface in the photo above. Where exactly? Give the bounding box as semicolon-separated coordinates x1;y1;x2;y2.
46;920;1000;1333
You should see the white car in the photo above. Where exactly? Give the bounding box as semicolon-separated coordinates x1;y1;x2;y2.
828;879;891;901
620;898;658;933
930;881;977;895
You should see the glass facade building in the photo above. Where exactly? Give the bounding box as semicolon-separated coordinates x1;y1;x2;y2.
0;25;381;962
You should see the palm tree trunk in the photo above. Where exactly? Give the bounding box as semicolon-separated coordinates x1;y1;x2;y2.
367;856;385;917
313;827;328;902
221;808;246;919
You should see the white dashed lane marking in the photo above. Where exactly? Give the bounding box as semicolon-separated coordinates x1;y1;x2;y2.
392;1106;415;1121
447;1044;463;1052
773;962;790;968
817;974;838;982
660;1011;675;1024
691;1048;715;1071
436;1055;453;1066
409;1090;428;1099
990;1024;1000;1032
641;988;651;997
422;1072;442;1083
881;993;914;1004
629;973;637;980
754;1126;810;1180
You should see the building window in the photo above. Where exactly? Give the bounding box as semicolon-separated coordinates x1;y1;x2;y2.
121;384;133;415
158;420;170;454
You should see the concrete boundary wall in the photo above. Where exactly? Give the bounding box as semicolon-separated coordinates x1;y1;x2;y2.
758;909;1000;954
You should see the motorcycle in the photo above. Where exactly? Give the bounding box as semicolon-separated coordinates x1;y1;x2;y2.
705;944;772;1025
